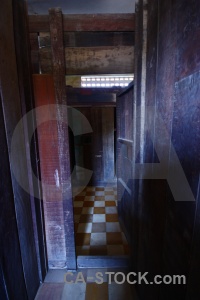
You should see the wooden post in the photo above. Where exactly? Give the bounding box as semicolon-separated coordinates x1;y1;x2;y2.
49;8;76;270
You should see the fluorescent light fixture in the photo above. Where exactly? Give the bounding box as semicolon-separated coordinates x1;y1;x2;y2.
81;74;134;88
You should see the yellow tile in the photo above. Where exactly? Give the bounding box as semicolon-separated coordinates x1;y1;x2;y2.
107;232;123;245
94;207;105;214
106;214;119;222
85;283;108;300
75;233;91;246
105;201;116;207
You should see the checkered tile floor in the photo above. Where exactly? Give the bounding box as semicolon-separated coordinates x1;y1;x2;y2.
35;268;136;300
73;186;130;256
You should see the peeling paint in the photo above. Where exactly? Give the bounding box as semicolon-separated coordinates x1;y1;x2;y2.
54;169;60;188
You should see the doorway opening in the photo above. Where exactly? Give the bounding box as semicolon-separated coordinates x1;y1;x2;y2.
68;100;131;258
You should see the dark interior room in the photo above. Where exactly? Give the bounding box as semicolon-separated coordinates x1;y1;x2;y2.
0;0;200;299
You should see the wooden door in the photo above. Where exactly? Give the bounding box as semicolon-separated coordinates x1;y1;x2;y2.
116;84;134;243
73;107;115;185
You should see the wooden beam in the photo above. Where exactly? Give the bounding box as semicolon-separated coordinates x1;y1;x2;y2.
40;46;134;75
29;13;135;32
49;8;76;270
66;91;116;106
39;31;135;48
66;87;122;94
49;8;67;102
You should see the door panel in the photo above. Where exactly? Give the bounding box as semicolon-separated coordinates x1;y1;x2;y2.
116;85;134;242
73;107;115;185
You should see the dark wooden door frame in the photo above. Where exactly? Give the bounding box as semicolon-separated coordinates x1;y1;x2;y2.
0;0;47;297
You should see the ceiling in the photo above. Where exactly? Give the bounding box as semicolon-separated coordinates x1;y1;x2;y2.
27;0;135;15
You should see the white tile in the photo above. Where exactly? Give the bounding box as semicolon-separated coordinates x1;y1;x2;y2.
106;222;121;232
61;283;86;300
77;223;92;233
95;191;105;196
108;282;133;300
105;187;114;191
105;195;115;201
90;233;107;246
93;214;106;223
74;201;83;207
44;269;67;283
105;207;117;214
82;207;94;214
94;201;105;207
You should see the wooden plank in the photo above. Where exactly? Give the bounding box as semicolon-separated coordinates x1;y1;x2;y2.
77;256;130;268
40;46;134;75
35;283;65;300
66;87;121;94
186;186;200;300
13;0;48;281
116;86;134;248
0;94;27;300
0;0;41;298
66;91;116;105
33;75;68;269
49;8;76;270
175;0;200;80
118;138;133;146
163;72;200;299
134;2;169;299
0;264;9;299
39;31;135;48
63;14;135;32
29;13;135;32
30;33;40;73
176;3;200;299
154;4;186;299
